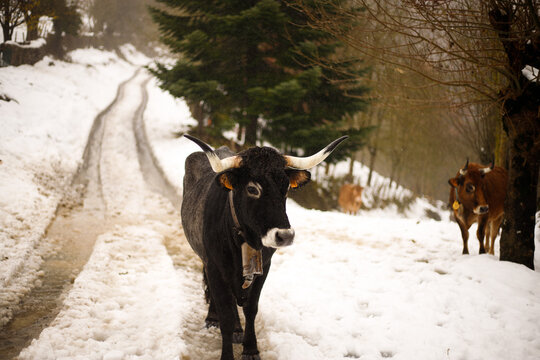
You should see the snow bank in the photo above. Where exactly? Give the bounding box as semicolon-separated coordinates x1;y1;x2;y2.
0;49;136;326
143;79;197;195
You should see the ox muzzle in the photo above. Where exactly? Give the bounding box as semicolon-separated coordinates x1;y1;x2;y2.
262;228;295;248
474;205;489;215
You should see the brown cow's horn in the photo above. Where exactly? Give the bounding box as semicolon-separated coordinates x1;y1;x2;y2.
284;136;348;170
459;158;469;176
480;161;494;174
184;134;242;173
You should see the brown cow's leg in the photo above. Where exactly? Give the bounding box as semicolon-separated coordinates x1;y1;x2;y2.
490;216;504;255
484;224;491;254
456;217;470;254
476;216;488;254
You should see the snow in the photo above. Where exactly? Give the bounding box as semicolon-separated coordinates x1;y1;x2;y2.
522;66;539;82
1;46;540;360
0;49;136;327
4;38;47;49
19;225;186;360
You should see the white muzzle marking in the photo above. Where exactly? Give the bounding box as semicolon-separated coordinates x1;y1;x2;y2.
262;228;295;248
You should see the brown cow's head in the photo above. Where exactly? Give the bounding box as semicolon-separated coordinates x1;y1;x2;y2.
448;159;493;215
350;185;364;213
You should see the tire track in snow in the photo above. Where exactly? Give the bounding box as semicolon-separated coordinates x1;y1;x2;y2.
0;69;188;360
0;70;141;360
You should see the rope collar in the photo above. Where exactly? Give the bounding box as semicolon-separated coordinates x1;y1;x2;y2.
229;191;242;236
228;191;263;289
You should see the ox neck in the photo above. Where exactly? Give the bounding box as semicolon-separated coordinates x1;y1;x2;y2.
228;190;263;289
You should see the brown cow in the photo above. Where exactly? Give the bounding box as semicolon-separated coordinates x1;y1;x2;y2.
338;183;364;215
448;159;507;255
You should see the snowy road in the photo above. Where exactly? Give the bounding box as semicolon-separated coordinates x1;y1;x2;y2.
1;51;540;360
5;69;192;359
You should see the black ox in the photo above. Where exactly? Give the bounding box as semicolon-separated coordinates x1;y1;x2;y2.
181;134;347;360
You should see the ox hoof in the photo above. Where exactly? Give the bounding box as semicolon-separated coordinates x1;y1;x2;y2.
233;330;244;344
241;353;261;360
205;319;219;328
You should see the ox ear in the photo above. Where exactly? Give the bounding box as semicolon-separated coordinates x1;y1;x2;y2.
286;169;311;189
217;170;236;190
448;178;458;188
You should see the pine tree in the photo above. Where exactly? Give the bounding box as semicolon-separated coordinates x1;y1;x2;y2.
149;0;369;154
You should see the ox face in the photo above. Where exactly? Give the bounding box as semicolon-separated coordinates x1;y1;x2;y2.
449;163;490;215
351;186;363;211
217;147;311;249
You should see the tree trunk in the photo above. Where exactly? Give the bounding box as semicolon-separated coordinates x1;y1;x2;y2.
237;125;244;142
26;26;39;41
187;101;205;137
499;84;539;270
244;115;258;146
2;23;12;42
367;146;377;187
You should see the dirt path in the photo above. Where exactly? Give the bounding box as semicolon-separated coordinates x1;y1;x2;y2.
0;69;185;359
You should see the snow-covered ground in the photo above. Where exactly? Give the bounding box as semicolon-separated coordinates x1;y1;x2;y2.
0;47;140;327
1;47;540;360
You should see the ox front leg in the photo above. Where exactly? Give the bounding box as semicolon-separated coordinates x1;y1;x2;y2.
476;217;488;254
241;266;271;360
456;218;470;255
484;224;491;254
205;266;237;360
489;217;503;256
205;269;244;343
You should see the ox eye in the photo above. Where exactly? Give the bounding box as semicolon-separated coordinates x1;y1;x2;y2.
466;184;475;193
246;182;262;198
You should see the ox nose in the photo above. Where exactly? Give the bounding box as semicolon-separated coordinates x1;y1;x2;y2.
262;228;295;248
476;205;489;214
275;229;295;247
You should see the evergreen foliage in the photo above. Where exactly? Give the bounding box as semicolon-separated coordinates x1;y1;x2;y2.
149;0;370;158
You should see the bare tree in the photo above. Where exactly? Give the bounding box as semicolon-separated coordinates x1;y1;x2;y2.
296;0;539;269
0;0;38;42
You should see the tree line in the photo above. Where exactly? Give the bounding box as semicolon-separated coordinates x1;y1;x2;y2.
1;0;159;55
150;0;538;270
149;0;372;160
2;1;537;269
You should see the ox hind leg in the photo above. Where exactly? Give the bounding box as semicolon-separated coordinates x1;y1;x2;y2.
203;268;243;344
488;216;503;256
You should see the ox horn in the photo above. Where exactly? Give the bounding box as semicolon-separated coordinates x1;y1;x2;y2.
459;158;469;176
284;136;348;170
184;134;242;173
480;161;495;174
